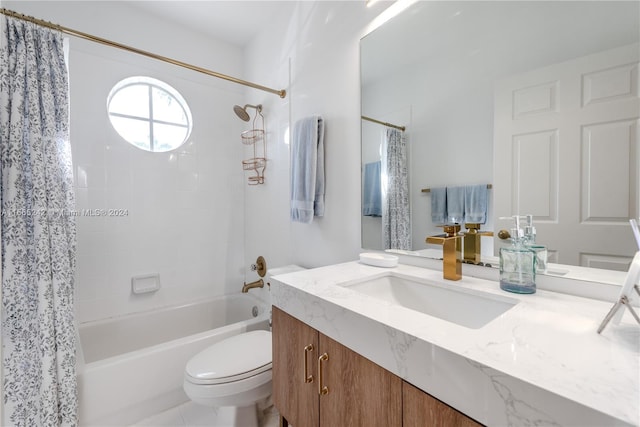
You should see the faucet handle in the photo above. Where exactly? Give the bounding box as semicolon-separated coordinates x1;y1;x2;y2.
464;223;493;237
498;229;511;240
439;224;461;237
251;256;267;277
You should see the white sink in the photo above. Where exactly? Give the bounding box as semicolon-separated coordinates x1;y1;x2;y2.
340;273;518;329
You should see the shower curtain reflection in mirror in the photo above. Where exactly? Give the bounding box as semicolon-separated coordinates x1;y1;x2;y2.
382;128;411;250
0;16;78;426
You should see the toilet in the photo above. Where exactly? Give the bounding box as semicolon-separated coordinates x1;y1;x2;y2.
184;265;305;427
183;329;273;427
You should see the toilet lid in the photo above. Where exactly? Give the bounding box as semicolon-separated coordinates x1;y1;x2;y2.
185;330;272;385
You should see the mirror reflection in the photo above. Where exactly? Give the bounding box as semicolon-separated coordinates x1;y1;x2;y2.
361;1;639;271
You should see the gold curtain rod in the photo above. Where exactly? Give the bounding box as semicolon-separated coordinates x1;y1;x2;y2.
422;184;492;193
361;115;405;132
0;8;287;99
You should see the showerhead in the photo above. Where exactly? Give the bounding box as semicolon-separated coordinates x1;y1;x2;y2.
233;104;262;122
233;105;250;121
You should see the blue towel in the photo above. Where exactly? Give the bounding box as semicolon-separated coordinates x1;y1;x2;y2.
291;116;325;223
446;186;465;224
362;161;382;217
430;187;447;224
464;184;488;224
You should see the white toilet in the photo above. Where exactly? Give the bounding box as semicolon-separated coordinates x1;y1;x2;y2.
184;265;305;426
183;330;273;427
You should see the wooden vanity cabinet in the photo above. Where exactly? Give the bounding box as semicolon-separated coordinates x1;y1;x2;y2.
320;333;403;426
272;306;482;427
272;306;402;427
272;306;319;427
403;381;483;427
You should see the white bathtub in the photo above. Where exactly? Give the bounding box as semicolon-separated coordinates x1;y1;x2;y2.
77;293;270;426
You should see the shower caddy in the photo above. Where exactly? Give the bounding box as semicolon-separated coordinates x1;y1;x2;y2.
241;108;266;185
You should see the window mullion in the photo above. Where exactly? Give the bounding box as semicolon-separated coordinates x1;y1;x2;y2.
148;85;155;151
109;112;187;128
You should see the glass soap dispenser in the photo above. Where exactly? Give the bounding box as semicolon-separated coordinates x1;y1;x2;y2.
522;214;547;274
499;215;537;294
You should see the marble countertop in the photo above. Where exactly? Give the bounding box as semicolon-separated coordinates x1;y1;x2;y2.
270;262;639;427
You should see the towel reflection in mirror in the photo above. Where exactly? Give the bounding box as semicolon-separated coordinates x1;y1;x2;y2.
431;184;489;226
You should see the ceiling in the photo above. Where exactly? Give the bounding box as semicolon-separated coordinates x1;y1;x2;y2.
125;1;298;47
361;1;640;85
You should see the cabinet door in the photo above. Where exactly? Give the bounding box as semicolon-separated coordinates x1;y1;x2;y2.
319;334;402;427
272;307;319;427
403;381;483;427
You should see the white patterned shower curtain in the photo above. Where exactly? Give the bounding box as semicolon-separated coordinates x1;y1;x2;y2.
0;16;78;426
382;128;411;250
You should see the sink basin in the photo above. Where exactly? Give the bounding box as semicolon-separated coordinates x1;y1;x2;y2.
340;273;518;329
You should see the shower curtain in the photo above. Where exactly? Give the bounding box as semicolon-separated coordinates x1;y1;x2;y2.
382;128;411;250
0;16;78;426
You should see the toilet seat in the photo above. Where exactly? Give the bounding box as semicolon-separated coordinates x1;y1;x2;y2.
185;362;271;385
185;330;272;386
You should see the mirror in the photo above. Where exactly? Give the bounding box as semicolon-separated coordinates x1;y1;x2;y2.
361;1;639;271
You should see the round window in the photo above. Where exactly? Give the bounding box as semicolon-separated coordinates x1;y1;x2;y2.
107;76;192;152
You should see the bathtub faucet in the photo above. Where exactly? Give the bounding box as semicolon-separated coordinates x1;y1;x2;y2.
242;278;264;293
243;255;267;292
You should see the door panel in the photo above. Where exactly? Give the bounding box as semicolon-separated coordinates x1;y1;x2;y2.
581;120;637;221
512;129;558;219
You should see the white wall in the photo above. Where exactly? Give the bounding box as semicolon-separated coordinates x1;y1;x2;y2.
6;1;248;322
242;2;387;280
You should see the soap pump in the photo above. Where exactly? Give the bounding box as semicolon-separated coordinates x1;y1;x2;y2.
499;215;537;294
523;214;536;245
522;214;547;274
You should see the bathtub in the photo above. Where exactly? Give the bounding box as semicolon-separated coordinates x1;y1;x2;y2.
77;293;270;426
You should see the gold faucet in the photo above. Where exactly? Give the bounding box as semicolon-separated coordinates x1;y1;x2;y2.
242;255;267;293
242;278;264;293
460;223;493;265
426;224;462;281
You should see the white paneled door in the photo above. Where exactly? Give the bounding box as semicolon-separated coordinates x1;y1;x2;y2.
494;43;640;270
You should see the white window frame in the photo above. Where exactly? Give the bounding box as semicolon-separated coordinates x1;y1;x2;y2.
107;76;192;152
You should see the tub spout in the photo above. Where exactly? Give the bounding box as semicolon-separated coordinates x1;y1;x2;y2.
242;278;264;293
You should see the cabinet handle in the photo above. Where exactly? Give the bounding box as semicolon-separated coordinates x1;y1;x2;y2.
318;353;329;396
303;344;314;383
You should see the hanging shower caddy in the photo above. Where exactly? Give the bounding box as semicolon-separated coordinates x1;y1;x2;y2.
241;107;266;185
